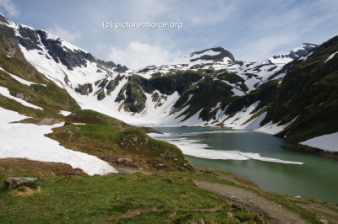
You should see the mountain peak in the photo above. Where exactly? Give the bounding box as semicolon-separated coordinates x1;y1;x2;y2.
189;47;235;63
267;43;317;64
0;14;128;72
169;46;235;67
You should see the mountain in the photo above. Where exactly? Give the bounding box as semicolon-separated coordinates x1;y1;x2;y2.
0;14;192;174
1;14;338;154
267;43;318;64
3;14;338;223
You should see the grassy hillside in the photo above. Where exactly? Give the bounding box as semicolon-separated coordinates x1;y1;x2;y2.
263;36;338;143
1;168;338;223
47;110;193;172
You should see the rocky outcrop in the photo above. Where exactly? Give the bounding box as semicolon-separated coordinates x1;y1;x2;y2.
4;177;39;189
75;83;93;95
149;71;202;95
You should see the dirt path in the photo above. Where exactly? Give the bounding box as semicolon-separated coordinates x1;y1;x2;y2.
194;179;309;224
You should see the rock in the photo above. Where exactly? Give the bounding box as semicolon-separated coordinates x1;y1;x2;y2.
4;177;39;189
116;157;133;163
158;163;165;170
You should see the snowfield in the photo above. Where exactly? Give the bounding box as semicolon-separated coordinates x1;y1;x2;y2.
0;107;118;175
300;132;338;152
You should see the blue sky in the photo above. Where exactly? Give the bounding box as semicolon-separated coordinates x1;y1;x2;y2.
1;0;338;69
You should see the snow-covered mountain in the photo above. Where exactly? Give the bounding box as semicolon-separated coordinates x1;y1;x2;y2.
267;43;317;64
1;14;338;153
0;14;316;126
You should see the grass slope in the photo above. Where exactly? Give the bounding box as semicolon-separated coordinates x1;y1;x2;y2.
1;169;337;223
46;110;193;172
263;36;338;143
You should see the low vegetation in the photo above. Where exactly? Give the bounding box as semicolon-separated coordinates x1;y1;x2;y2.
46;110;193;172
1;167;338;223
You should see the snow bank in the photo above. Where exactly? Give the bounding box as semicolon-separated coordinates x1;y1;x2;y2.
300;132;338;152
0;107;117;175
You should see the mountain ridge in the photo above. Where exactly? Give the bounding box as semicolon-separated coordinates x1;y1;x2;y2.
1;14;338;153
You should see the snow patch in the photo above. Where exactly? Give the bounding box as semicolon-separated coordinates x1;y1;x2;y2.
59;110;72;116
300;132;338;152
0;107;117;175
325;51;338;62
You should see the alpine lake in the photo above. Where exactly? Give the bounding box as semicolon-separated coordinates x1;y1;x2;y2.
152;127;338;204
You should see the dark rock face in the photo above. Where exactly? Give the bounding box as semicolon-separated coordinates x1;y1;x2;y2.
17;27;42;51
75;83;93;95
114;64;128;73
149;71;202;95
36;30;97;70
175;76;234;121
113;72;202;113
106;75;123;95
224;80;278;116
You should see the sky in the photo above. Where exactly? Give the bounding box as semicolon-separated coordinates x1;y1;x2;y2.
1;0;338;70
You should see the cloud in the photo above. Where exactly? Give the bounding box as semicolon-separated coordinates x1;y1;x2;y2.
234;35;299;62
108;41;181;70
46;25;81;43
0;0;19;16
224;0;338;62
182;0;239;27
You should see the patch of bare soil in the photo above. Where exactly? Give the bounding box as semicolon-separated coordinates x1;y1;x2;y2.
14;117;62;125
11;186;41;196
0;158;87;176
194;179;309;224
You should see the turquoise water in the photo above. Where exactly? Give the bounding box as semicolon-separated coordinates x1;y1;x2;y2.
153;127;338;204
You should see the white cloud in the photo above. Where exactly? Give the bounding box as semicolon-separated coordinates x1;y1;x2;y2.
184;0;239;27
234;35;298;62
108;41;181;70
0;0;19;16
46;25;81;44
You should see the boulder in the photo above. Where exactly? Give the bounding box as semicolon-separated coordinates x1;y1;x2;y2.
4;177;39;189
116;157;133;163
